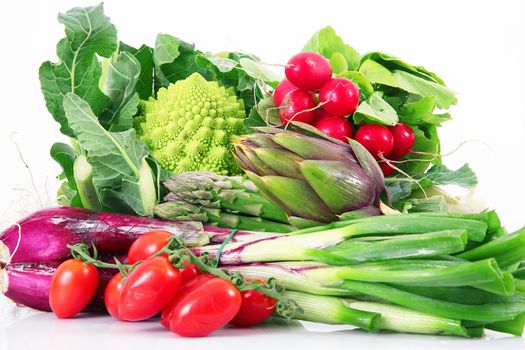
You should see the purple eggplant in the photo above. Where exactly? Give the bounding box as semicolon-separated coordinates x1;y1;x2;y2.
0;207;209;263
1;261;119;312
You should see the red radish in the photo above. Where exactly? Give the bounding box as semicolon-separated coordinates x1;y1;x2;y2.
389;123;416;159
379;162;395;177
355;124;394;159
313;108;331;124
319;78;360;117
279;89;316;124
273;79;299;107
285;52;332;91
315;115;353;142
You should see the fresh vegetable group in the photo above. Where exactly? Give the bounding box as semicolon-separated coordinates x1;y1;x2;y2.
1;2;521;340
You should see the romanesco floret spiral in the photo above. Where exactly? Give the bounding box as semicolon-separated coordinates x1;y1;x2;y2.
137;73;246;175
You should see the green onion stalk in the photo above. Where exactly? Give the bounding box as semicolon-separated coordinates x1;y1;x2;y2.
192;214;489;265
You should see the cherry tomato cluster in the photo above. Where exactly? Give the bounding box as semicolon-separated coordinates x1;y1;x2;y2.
275;53;416;177
49;230;277;337
274;52;358;142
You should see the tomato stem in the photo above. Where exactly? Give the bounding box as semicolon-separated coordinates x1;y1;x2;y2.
68;243;134;276
68;237;303;319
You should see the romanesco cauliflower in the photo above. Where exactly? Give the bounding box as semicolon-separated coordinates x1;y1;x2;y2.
137;73;246;175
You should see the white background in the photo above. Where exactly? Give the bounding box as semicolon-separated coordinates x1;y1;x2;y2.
0;0;524;348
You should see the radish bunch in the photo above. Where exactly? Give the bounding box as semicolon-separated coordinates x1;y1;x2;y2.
274;52;358;142
355;122;416;176
273;52;416;177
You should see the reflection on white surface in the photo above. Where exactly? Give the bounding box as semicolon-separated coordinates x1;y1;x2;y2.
1;311;524;350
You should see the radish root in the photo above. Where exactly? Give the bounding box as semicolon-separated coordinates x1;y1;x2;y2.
378;153;428;199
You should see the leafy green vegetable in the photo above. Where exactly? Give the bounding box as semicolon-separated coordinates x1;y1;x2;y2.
39;3;117;137
354;92;399;126
239;57;281;86
63;93;157;215
398;96;437;125
387;164;478;203
359;59;398;87
385;180;413;203
419;164;478;188
99;52;141;131
73;154;102;211
119;43;154;99
399;124;441;174
50;143;78;191
360;52;445;85
50;142;82;207
393;70;457;109
303;26;360;71
154;34;211;86
328;52;348;74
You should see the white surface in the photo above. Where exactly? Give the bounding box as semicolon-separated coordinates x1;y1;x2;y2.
1;306;524;350
0;0;525;348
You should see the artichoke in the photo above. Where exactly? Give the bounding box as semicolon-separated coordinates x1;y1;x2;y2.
233;125;386;227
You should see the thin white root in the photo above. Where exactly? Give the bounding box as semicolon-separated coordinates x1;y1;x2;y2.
10;133;44;209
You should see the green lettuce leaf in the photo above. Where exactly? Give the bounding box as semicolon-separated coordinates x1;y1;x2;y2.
393;70;457;109
39;3;117;137
303;26;360;71
354;92;399;126
359;59;398;87
399;96;451;125
360;52;445;85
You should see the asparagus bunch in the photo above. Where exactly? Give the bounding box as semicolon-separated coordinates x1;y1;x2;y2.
155;171;294;232
191;211;525;337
